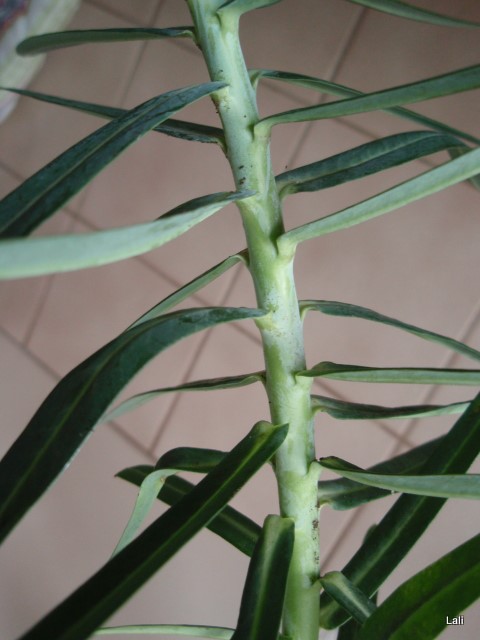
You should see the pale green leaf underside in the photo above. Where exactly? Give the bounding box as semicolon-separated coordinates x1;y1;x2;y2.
20;421;287;640
320;571;376;624
301;362;480;385
357;534;480;640
320;456;480;500
251;69;480;145
280;147;480;247
0;306;262;545
96;625;234;638
0;82;225;238
129;252;247;328
258;64;480;130
118;468;261;557
312;394;469;421
301;300;480;363
16;27;195;55
102;371;264;423
319;393;480;629
318;437;443;510
232;515;294;640
218;0;282;13
276;131;468;197
346;0;480;28
1;87;225;147
0;191;247;279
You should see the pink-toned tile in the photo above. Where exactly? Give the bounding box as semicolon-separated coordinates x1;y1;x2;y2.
88;0;161;25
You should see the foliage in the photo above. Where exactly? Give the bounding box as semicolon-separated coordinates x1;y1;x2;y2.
1;1;479;639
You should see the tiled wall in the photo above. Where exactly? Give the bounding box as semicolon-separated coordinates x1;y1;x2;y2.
1;1;479;638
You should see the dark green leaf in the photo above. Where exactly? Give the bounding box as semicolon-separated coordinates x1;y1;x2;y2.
155;447;227;473
279;148;480;247
357;534;480;640
20;421;287;640
258;65;480;130
346;0;480;28
318;437;443;510
102;371;264;423
118;468;261;557
232;515;294;640
320;572;376;624
0;191;249;278
320;456;480;500
250;69;480;145
319;393;480;629
1;87;225;146
17;28;195;55
301;300;480;362
0;306;262;544
276;131;467;197
96;624;234;637
0;82;226;238
301;361;480;385
312;394;469;420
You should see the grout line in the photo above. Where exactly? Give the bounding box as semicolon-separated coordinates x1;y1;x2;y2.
326;7;367;86
84;0;157;26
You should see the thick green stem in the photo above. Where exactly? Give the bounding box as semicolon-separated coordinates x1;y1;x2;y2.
187;2;320;638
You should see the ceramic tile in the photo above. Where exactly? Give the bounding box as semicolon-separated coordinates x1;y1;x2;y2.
334;0;480;141
88;0;161;25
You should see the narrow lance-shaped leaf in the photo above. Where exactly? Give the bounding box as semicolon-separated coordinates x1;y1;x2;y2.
218;0;282;14
319;393;480;629
118;468;261;557
102;371;264;423
129;251;248;327
312;394;469;421
250;69;480;145
301;300;480;363
276;131;468;197
346;0;480;28
300;362;480;385
318;437;444;510
1;87;225;147
279;147;480;248
320;456;480;500
320;572;376;624
257;64;480;131
0;306;263;544
96;624;234;638
0;191;249;279
0;81;226;238
357;534;480;640
232;515;294;640
20;421;288;640
16;27;195;55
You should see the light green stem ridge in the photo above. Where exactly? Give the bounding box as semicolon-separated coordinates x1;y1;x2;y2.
187;2;320;639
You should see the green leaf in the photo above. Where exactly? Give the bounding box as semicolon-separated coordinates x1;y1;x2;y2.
102;371;264;423
0;191;248;279
250;69;480;145
96;625;234;637
232;515;294;640
20;421;288;640
320;456;480;500
320;572;376;624
319;392;480;629
301;362;480;385
0;306;263;545
17;27;195;55
318;437;443;510
312;394;469;421
130;252;248;327
257;64;480;131
155;447;227;473
346;0;480;28
279;147;480;247
301;300;480;363
1;87;225;147
276;131;467;197
218;0;282;14
0;82;226;238
118;468;261;557
357;533;480;640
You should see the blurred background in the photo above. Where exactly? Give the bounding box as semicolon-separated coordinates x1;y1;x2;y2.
0;0;479;638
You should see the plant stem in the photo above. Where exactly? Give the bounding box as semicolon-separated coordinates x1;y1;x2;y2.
187;2;321;638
